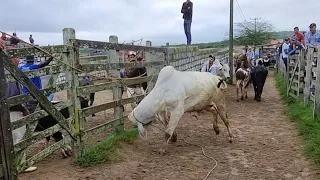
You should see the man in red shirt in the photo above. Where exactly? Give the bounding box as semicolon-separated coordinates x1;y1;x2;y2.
293;27;305;45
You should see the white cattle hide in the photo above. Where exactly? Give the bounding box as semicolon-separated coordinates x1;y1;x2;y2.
128;66;229;140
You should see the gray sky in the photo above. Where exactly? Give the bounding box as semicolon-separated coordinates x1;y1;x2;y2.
2;0;319;46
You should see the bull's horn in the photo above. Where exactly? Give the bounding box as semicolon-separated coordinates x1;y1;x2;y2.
217;79;227;89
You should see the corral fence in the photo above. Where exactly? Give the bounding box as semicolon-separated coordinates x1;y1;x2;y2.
277;46;320;117
0;28;227;180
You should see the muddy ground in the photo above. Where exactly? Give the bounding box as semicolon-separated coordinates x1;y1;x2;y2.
19;72;320;180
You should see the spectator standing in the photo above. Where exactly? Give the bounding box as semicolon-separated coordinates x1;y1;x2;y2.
288;37;304;55
181;0;193;45
29;35;34;44
10;33;19;46
282;38;290;71
305;23;320;48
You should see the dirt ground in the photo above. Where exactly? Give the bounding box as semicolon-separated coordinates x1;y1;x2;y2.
19;72;320;180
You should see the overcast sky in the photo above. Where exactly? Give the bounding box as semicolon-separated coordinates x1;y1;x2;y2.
2;0;319;46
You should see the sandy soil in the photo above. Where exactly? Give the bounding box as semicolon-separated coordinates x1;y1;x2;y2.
19;72;320;180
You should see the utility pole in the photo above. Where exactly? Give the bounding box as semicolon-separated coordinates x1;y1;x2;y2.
250;17;261;52
228;0;234;84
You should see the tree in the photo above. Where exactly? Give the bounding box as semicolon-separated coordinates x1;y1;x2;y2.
235;18;276;46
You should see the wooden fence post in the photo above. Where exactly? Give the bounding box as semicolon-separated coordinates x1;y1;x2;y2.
165;43;170;66
0;53;17;180
145;41;156;92
62;28;83;155
304;49;312;105
109;36;124;133
313;48;320;117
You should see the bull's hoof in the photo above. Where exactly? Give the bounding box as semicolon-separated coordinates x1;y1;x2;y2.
254;96;257;100
241;97;244;100
245;95;248;99
158;148;167;155
256;98;261;102
214;127;220;135
171;133;177;142
228;136;233;143
236;99;239;102
92;113;96;117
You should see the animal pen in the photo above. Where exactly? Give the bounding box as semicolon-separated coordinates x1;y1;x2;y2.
0;28;226;179
277;47;320;117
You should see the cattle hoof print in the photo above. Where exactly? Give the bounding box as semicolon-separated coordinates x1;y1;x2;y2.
158;148;167;155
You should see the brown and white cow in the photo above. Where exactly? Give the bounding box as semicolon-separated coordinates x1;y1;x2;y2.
234;54;252;101
128;66;233;154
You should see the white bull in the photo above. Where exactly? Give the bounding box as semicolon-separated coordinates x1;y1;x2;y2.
128;66;234;154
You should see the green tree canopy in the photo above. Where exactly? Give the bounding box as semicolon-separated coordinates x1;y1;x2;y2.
235;18;276;46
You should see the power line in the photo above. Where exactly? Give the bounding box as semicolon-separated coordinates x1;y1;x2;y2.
235;0;246;21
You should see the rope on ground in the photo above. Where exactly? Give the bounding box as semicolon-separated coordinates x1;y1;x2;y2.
182;139;218;180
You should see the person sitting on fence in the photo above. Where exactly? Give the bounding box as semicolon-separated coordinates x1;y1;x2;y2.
293;27;305;45
10;33;19;46
5;57;38;173
288;37;304;56
1;32;9;41
20;54;55;111
201;55;218;75
305;23;320;48
125;51;147;109
281;38;290;71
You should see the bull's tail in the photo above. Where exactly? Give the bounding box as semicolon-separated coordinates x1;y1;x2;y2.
217;79;227;89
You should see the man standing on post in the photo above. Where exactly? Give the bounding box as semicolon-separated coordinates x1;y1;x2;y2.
181;0;193;45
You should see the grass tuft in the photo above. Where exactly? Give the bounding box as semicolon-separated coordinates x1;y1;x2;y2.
76;128;138;166
275;73;320;167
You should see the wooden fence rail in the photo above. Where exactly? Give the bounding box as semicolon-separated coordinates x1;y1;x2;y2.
278;46;320;117
0;28;228;179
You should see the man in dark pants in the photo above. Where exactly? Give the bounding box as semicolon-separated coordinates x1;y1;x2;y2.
181;0;193;45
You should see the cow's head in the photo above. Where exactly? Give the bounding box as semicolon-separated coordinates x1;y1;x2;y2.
78;96;90;109
216;63;230;80
128;110;147;138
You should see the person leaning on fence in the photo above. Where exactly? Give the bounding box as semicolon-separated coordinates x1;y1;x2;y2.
19;54;55;112
2;55;38;173
281;38;290;71
201;55;218;75
125;51;146;109
305;23;320;49
288;37;304;56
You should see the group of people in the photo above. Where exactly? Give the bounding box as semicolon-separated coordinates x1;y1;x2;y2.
1;32;35;48
0;40;55;172
277;23;320;71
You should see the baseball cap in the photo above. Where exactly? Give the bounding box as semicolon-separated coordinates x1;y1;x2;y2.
309;23;316;28
128;51;136;56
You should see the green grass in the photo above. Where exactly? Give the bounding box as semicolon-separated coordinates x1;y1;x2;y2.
275;74;320;167
76;128;139;166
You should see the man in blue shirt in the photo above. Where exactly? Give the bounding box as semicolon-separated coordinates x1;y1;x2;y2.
20;54;55;112
305;23;320;48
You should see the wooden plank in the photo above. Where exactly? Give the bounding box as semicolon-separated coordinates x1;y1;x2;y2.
313;49;320;117
75;39;166;53
77;75;158;95
13;121;69;152
0;52;17;179
7;82;69;107
5;45;68;57
1;53;75;142
84;116;127;138
16;137;69;173
79;55;108;62
80;61;165;72
5;64;68;83
80;94;146;117
11;100;71;130
287;58;300;95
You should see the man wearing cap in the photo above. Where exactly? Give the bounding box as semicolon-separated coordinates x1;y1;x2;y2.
123;51;147;109
19;54;55;111
281;38;290;71
305;23;320;48
288;37;304;55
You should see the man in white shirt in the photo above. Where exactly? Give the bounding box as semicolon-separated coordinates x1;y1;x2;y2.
282;38;290;71
201;55;218;74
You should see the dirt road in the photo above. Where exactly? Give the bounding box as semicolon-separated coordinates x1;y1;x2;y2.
19;73;320;180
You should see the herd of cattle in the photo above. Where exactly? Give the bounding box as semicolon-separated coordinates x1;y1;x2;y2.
12;53;269;159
